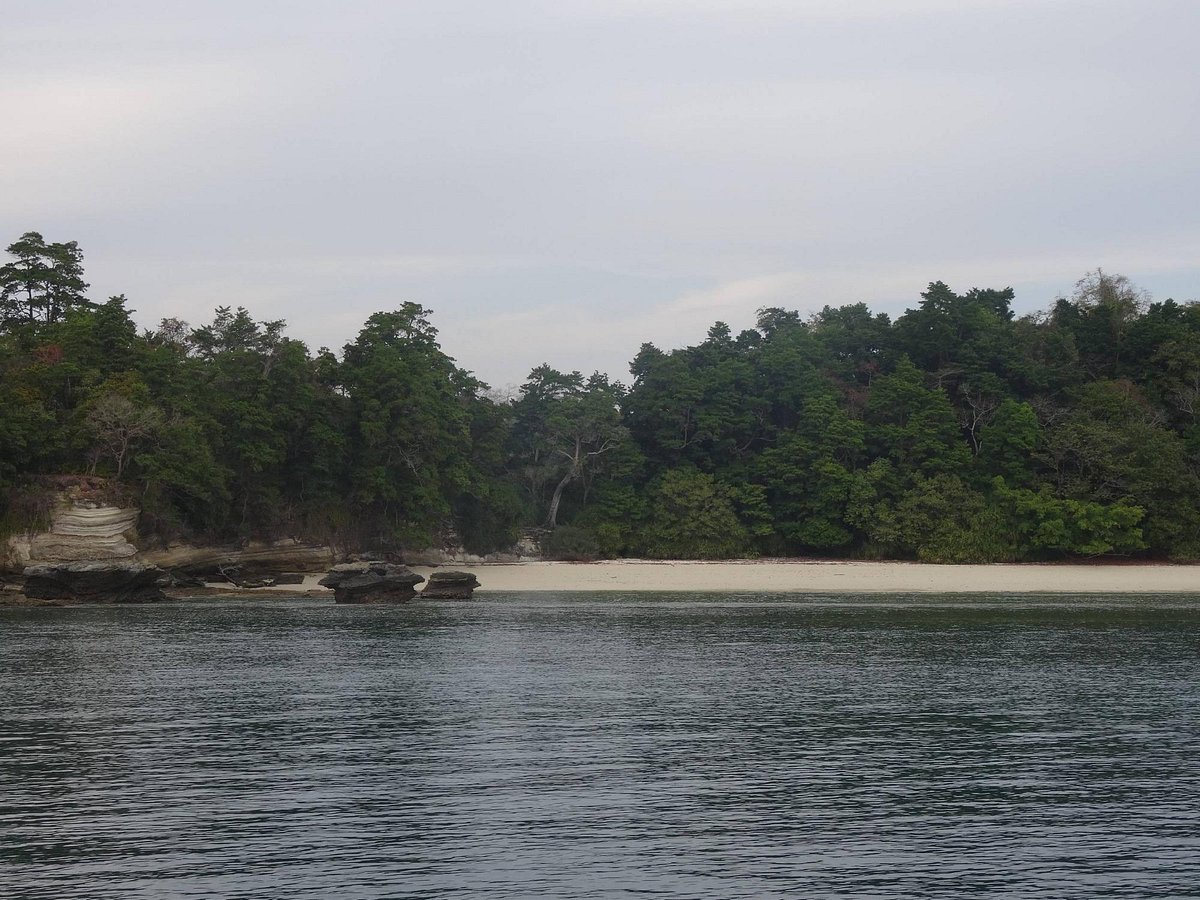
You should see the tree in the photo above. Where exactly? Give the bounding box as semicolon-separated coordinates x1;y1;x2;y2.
1040;380;1200;556
993;479;1146;557
1051;270;1149;376
809;302;891;388
341;304;481;546
864;474;1016;562
0;232;90;327
511;366;627;528
753;395;866;551
978;399;1041;487
864;357;969;479
637;469;750;559
86;393;163;478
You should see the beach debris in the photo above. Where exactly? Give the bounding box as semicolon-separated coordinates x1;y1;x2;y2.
318;562;425;603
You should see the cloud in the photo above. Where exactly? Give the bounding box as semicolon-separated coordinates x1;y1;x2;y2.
2;1;1199;388
0;58;316;220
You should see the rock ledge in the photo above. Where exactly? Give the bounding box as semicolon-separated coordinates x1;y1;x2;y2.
421;570;481;599
21;562;168;604
318;563;425;603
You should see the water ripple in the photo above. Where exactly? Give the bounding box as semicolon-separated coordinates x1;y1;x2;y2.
2;594;1199;898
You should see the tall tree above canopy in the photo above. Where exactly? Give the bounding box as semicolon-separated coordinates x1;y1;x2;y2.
1051;269;1150;377
808;302;891;389
892;281;1017;373
0;232;90;327
511;365;627;528
341;303;482;546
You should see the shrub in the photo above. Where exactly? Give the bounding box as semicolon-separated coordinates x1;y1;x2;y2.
541;525;601;561
636;468;751;559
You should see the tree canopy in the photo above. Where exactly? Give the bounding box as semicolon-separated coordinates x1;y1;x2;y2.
2;235;1197;562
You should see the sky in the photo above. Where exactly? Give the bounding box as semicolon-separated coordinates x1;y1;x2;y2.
3;0;1198;390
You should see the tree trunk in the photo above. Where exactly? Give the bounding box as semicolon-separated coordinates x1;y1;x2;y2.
546;437;584;529
546;467;575;528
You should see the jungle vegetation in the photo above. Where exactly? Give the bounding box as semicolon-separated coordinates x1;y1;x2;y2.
3;231;1198;561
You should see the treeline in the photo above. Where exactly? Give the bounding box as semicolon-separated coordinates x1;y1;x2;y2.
2;231;1199;561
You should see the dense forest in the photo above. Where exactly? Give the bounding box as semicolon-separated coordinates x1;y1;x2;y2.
2;231;1199;562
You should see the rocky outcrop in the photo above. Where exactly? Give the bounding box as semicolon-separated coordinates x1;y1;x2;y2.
21;562;167;604
27;504;140;561
421;570;481;599
4;487;141;571
318;562;425;603
141;540;335;578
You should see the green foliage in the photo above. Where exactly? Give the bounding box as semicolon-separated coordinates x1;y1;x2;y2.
510;365;628;528
754;394;865;551
1040;380;1200;556
455;480;525;556
979;399;1041;485
340;304;481;547
541;525;601;561
0;385;55;496
993;480;1146;556
136;417;232;539
636;469;751;559
857;474;1016;562
865;357;970;478
0;232;90;327
2;230;1199;564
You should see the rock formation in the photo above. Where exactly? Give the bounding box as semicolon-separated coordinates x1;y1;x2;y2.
141;540;335;579
22;561;167;604
5;479;141;571
1;478;169;604
27;504;140;561
421;570;481;599
318;562;425;603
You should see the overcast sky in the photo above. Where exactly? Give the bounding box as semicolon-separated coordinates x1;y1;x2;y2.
3;1;1197;389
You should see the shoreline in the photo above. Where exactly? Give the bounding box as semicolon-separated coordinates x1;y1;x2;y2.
196;560;1200;595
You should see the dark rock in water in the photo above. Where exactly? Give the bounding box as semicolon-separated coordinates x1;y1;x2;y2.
22;562;168;604
318;563;425;603
421;570;481;600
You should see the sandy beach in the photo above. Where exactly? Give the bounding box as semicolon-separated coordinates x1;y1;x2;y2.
213;560;1200;594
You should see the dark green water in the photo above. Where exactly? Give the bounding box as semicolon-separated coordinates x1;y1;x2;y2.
2;593;1199;899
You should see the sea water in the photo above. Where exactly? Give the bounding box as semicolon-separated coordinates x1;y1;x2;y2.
2;593;1199;898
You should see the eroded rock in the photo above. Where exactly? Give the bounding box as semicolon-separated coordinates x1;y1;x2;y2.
22;562;168;604
318;563;425;603
421;570;481;599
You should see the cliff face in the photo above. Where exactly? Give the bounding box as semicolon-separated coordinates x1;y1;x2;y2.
2;474;335;577
4;499;140;571
29;504;140;561
2;477;528;577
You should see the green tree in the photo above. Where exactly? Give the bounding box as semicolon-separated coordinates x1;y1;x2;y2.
753;395;866;551
1041;380;1200;556
978;399;1041;486
993;480;1146;557
636;469;750;559
341;304;480;547
0;232;90;327
864;357;969;479
511;366;627;528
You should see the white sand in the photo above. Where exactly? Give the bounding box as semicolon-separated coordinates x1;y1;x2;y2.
220;560;1200;594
